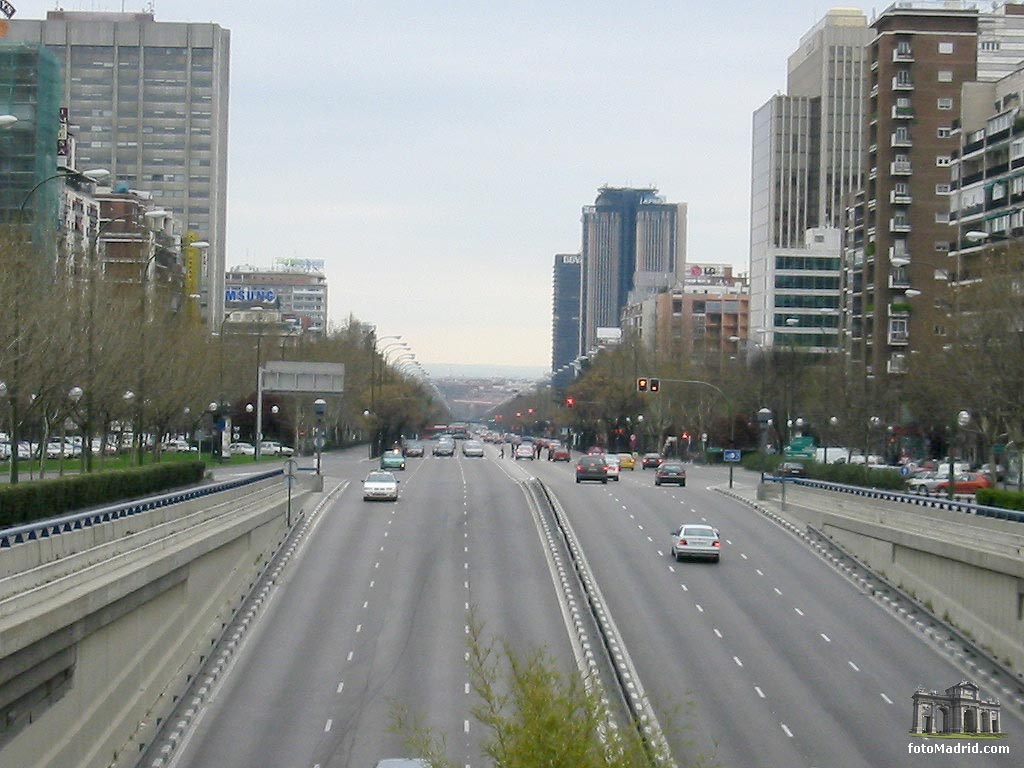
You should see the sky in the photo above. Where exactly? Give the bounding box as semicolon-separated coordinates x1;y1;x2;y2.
14;0;851;374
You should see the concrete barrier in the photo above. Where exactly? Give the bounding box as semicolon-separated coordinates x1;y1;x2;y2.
0;473;319;768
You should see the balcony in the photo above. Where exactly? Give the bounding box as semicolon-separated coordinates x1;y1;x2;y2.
888;302;912;317
889;218;911;233
890;132;912;148
890;189;912;204
888;246;909;260
888;272;910;290
869;142;878;154
892;105;914;119
870;84;879;98
869;166;878;180
890;160;913;175
892;76;914;91
887;355;909;374
893;48;914;62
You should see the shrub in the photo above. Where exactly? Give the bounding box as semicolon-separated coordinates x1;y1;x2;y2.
0;461;206;528
976;487;1024;511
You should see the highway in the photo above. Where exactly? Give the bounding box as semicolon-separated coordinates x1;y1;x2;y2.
172;445;1023;767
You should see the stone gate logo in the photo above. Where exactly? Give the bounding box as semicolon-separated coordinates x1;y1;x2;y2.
910;680;1004;738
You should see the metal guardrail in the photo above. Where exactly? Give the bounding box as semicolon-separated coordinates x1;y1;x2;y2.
764;475;1024;523
0;469;284;548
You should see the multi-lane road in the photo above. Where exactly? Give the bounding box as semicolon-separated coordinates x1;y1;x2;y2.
172;445;1021;768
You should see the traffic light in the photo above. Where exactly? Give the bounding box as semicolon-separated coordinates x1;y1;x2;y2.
650;378;660;393
637;377;649;392
565;396;576;408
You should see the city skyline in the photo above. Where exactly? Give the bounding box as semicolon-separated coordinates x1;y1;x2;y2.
11;0;853;369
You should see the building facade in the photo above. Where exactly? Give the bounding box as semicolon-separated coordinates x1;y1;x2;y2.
750;9;870;353
224;261;328;337
551;253;581;389
8;11;231;326
580;186;686;354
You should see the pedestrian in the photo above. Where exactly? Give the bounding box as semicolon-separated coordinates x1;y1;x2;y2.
500;445;505;459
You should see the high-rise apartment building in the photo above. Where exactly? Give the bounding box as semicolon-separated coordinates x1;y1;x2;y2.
749;9;870;350
8;11;231;326
224;260;328;336
580;186;686;354
551;253;581;389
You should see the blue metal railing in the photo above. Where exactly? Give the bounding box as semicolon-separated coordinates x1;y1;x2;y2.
763;475;1024;523
0;469;283;548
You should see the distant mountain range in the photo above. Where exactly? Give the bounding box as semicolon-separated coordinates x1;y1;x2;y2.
421;363;549;380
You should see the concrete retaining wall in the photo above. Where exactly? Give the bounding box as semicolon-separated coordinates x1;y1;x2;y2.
0;476;315;768
773;484;1024;673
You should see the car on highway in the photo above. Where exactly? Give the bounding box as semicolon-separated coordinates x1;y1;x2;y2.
462;439;484;457
575;454;607;483
362;471;399;501
380;450;406;470
514;443;535;460
604;453;621;481
259;440;294;457
549;443;571;462
403;441;424;457
655;461;686;486
641;452;663;469
669;523;721;562
432;439;455;457
585;445;606;456
778;461;806;477
228;442;255;456
906;471;946;495
617;452;636;470
933;472;992;495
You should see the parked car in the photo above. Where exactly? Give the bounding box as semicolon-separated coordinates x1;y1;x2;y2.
164;438;197;453
575;454;607;483
362;471;399;501
933;472;992;495
229;442;255;456
380;450;406;470
641;452;664;469
906;471;946;495
669;523;721;562
259;441;294;456
617;453;637;470
655;461;687;486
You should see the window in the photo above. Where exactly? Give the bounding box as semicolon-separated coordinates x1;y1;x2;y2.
936;184;950;194
939;41;954;54
935;211;950;223
981;40;1000;51
938;70;953;82
936;156;951;166
935;241;950;253
937;127;952;138
938;98;953;110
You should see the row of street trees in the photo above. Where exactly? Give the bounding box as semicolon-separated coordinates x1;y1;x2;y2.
0;225;447;482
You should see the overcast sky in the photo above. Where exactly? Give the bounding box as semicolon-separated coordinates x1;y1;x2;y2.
16;0;850;373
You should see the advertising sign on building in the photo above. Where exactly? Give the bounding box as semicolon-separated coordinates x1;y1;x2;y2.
272;257;325;273
56;107;69;168
224;287;277;305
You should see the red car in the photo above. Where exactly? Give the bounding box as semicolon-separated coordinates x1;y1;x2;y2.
933;472;991;495
549;445;571;462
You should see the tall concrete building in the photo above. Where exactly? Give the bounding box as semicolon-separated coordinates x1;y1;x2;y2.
580;186;687;354
551;253;582;389
749;8;870;350
8;11;231;326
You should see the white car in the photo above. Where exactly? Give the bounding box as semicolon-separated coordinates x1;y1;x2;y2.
604;454;621;481
363;471;399;501
461;440;484;457
906;471;945;495
669;524;722;562
259;441;294;456
229;442;256;456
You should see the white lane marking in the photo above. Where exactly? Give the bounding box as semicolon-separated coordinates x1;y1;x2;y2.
374;562;380;569
362;601;368;609
337;681;344;694
713;628;722;639
781;723;793;738
658;550;665;557
754;686;765;698
464;581;469;589
695;604;704;613
701;516;707;522
638;524;644;531
464;562;469;570
325;719;333;732
820;633;830;643
356;624;362;633
347;651;354;662
848;660;860;672
794;607;804;616
383;531;389;537
369;581;375;588
756;569;764;576
773;587;782;595
734;656;743;667
622;505;628;510
881;693;893;705
465;602;469;610
629;514;635;519
464;546;468;553
681;584;688;592
740;553;748;560
668;565;675;573
646;536;653;542
726;539;733;545
465;683;470;694
464;720;470;734
379;545;385;551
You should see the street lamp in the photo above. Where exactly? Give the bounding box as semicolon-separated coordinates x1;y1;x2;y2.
757;406;773;481
313;398;327;475
947;409;971;500
0;115;17;129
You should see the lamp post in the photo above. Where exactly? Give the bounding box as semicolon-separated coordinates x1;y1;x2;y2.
59;385;84;477
947;409;971;500
757;406;773;482
313;398;327;475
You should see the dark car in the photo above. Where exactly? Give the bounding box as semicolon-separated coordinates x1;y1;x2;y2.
641;452;664;469
778;461;806;477
575;455;608;483
655;461;686;486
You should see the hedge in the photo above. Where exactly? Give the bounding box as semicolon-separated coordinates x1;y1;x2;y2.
975;487;1024;511
740;453;907;490
0;461;206;529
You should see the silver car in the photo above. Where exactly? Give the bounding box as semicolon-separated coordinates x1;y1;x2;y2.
362;471;399;501
906;471;945;495
669;524;721;562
